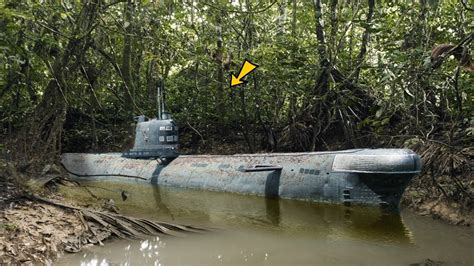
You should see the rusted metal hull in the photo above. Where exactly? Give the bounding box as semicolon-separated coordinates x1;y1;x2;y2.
61;149;421;211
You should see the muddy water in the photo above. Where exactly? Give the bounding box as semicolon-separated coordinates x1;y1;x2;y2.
57;181;473;265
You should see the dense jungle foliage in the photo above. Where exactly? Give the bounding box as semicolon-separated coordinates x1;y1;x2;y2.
0;0;473;222
0;0;472;157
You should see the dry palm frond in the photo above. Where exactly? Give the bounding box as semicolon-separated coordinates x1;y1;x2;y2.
28;194;207;240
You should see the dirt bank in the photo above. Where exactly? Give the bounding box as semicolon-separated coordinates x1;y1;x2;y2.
0;173;113;264
0;198;103;264
0;161;81;263
401;141;473;226
403;167;473;227
0;159;203;265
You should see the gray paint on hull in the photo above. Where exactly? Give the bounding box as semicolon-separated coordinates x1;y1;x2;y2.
61;149;421;210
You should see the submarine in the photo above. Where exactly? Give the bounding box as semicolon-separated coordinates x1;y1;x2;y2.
61;84;422;211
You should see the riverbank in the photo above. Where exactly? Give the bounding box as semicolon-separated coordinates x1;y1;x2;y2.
402;182;474;226
0;161;201;264
402;142;473;226
0;167;112;264
0;196;97;264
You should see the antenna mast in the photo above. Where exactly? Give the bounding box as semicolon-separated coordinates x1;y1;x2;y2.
157;80;161;119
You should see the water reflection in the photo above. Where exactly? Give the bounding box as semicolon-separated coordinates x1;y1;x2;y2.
264;198;281;226
75;236;166;266
64;181;413;243
151;185;175;221
58;181;474;266
151;184;413;243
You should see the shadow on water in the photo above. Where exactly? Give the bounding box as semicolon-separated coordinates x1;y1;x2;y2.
264;198;281;226
60;180;412;244
58;180;474;265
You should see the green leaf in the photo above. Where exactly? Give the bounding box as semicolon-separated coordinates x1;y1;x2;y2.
375;108;383;118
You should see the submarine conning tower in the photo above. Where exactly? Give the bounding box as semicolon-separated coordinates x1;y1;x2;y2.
123;79;180;160
122;112;179;160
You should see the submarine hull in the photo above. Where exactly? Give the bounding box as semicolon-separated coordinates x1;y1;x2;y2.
61;149;421;211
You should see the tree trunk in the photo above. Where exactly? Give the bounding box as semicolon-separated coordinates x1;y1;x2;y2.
81;63;101;152
328;0;338;62
291;0;297;35
122;0;136;115
146;59;157;107
310;0;330;151
277;0;288;34
25;1;100;164
215;8;226;134
353;0;375;82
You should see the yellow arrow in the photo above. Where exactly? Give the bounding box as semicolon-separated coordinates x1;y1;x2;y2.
230;59;259;87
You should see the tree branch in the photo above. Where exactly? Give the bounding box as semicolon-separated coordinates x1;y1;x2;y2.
101;0;127;12
460;0;474;11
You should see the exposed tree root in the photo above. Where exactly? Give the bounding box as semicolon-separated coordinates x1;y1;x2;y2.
402;140;473;225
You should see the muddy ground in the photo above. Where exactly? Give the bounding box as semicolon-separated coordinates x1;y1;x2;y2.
401;143;473;226
1;199;92;264
402;188;474;226
0;174;114;264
